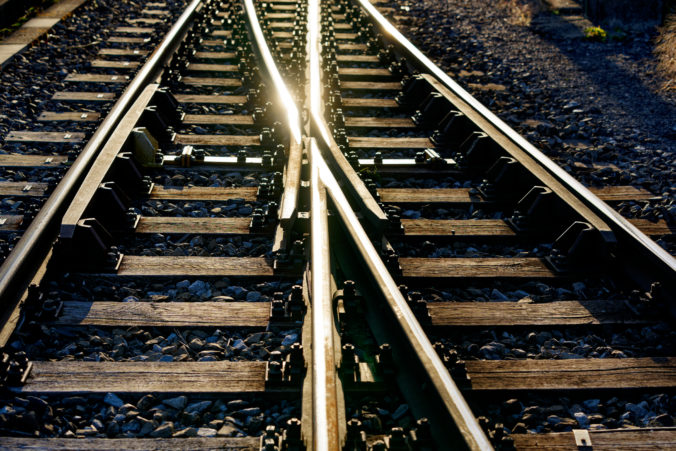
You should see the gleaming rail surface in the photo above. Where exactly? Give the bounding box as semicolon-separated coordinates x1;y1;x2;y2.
0;0;674;449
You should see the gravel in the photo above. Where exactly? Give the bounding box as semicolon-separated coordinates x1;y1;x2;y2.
0;394;299;438
116;235;273;258
475;393;676;434
346;394;417;433
41;275;301;303
135;199;267;218
382;0;675;252
150;170;273;187
14;326;301;362
432;322;675;360
401;278;636;303
0;0;189;265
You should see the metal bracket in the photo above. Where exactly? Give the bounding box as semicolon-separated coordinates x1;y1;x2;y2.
546;221;604;273
264;344;304;387
269;286;305;324
573;429;592;449
0;351;32;389
131;127;164;168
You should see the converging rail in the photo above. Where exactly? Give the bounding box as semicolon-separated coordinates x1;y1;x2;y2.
0;0;674;449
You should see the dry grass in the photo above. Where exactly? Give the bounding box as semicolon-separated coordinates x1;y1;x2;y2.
655;14;676;92
497;0;544;26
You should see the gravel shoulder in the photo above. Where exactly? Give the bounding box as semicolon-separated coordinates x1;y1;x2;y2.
384;0;675;248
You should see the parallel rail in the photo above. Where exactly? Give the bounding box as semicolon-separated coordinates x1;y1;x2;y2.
0;0;673;449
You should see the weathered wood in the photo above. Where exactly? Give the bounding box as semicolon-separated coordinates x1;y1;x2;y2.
37;0;87;17
0;215;23;231
0;437;260;450
268;21;293;28
38;111;100;122
336;54;380;63
194;51;236;59
181;77;242;87
19;361;271;394
174;134;260;147
270;4;296;10
141;9;169;16
400;258;556;279
90;59;139;69
428;300;651;327
511;428;676;451
401;219;514;237
591;185;657;202
174;94;247;104
98;48;148;56
65;73;130;83
114;26;154;34
338;67;392;77
465;357;676;390
0;154;67;167
187;63;238;72
348;137;433;149
136;216;251;234
127;17;163;25
107;36;149;43
2;28;52;46
183;114;254;125
335;32;358;40
149;186;257;201
56;301;269;327
52;91;116;102
341;81;400;90
116;256;275;277
201;39;227;47
345;117;414;128
629;218;675;236
211;30;232;38
5;131;85;143
379;188;485;204
0;182;48;197
272;31;293;39
265;12;295;19
342;97;398;108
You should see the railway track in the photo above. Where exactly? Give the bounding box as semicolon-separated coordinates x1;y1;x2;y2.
0;0;188;263
0;0;674;449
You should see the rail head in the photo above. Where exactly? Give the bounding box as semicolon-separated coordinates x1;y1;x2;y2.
309;139;343;451
241;0;303;234
312;139;493;451
353;0;676;278
307;0;388;232
306;0;492;448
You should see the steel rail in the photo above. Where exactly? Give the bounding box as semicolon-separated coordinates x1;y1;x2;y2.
243;1;341;447
311;137;493;451
308;0;492;448
242;0;302;145
307;0;388;231
355;0;676;277
0;0;204;311
310;139;342;451
242;0;302;233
